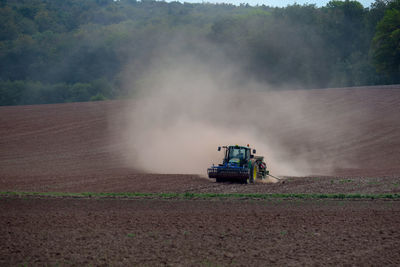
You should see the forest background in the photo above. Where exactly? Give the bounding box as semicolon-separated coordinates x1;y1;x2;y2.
0;0;399;105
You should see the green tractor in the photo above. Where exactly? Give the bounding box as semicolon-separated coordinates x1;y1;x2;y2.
208;145;269;184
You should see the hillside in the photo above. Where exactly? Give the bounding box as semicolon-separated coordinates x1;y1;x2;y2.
1;85;399;193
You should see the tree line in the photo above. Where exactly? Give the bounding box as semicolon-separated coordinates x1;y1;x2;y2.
0;0;399;106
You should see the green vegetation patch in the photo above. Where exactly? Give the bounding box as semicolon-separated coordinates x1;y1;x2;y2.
1;191;400;200
338;179;353;184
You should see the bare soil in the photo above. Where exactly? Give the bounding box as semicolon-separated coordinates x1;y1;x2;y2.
1;86;400;265
1;198;400;266
1;86;400;194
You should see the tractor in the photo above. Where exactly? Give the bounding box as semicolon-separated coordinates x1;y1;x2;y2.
207;145;269;184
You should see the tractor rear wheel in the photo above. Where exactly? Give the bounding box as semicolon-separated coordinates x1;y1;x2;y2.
250;163;259;183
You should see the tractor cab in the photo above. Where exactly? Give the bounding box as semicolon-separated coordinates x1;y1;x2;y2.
219;145;256;167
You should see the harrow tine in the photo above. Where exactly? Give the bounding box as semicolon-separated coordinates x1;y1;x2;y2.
267;174;283;180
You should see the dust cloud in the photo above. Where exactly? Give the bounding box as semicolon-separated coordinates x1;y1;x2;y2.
116;38;364;177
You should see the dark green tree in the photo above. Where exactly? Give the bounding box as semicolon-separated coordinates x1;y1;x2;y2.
371;0;400;82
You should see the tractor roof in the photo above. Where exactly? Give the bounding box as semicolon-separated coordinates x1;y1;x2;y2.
228;145;251;149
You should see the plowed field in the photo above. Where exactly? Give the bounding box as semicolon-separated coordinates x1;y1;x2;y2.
1;85;400;265
2;198;400;266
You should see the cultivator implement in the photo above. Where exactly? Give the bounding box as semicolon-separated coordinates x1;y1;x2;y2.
207;165;250;181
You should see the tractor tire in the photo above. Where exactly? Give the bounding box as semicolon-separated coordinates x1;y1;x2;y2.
251;163;259;183
245;164;258;184
243;173;251;184
216;177;223;183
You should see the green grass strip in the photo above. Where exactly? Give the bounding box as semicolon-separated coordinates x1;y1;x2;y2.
1;191;400;200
